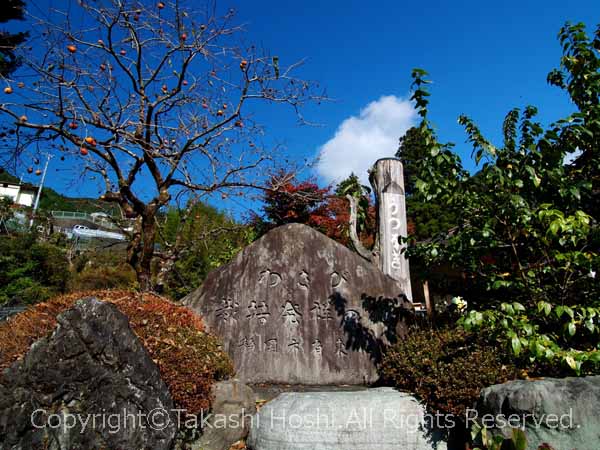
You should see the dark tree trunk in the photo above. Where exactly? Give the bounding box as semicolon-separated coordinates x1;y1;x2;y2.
128;214;157;292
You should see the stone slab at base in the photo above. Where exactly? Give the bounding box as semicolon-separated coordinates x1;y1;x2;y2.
247;387;447;450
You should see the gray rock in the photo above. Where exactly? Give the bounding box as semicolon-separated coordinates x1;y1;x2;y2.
184;223;412;385
475;376;600;450
193;379;256;450
0;297;177;450
246;388;446;450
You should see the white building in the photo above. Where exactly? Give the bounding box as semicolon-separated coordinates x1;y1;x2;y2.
0;182;37;207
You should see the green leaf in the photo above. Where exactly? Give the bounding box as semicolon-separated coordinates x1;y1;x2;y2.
511;428;528;450
588;352;600;363
511;428;527;450
568;321;576;336
481;427;490;447
512;336;522;356
565;355;577;371
525;166;541;187
537;301;551;316
564;306;574;319
470;423;482;441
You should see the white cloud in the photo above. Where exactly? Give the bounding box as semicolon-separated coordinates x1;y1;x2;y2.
316;95;416;185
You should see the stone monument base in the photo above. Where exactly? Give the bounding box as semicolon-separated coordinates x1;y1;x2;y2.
247;387;447;450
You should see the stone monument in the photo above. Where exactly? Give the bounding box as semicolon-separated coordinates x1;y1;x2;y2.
183;223;411;385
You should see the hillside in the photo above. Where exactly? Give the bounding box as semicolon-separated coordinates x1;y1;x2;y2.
0;167;120;216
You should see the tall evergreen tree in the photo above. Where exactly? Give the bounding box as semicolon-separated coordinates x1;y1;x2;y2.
395;126;459;241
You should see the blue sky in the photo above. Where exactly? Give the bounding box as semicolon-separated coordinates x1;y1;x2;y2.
233;0;598;181
6;0;600;216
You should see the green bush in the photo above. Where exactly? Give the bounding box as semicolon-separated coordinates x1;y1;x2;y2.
380;326;520;418
0;234;71;305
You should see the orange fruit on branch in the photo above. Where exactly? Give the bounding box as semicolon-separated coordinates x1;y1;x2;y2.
80;147;89;156
3;86;13;94
84;136;97;146
67;45;77;53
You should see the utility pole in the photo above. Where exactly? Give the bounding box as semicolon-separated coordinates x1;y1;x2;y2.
29;153;52;229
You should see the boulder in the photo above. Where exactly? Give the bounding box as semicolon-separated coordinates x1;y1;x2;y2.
192;379;256;450
475;376;600;449
246;388;447;450
184;223;412;385
0;297;177;450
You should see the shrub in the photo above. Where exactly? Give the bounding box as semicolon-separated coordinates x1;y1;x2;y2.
71;265;137;291
0;289;233;415
380;326;520;418
0;235;71;305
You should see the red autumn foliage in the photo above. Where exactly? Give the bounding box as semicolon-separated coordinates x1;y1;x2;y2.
263;173;332;226
262;172;376;249
0;289;233;415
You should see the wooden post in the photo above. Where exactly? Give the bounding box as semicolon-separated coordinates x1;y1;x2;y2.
423;280;434;319
370;158;413;300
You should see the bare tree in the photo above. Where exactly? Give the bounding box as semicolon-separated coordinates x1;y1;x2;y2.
0;0;323;291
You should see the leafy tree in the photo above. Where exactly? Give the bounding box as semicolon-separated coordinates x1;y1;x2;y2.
157;201;253;299
0;0;322;291
0;0;27;77
262;171;333;228
395;126;427;197
0;167;19;183
406;22;599;375
259;171;377;251
547;22;600;218
0;197;14;232
0;233;70;305
395;126;459;241
332;173;376;249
